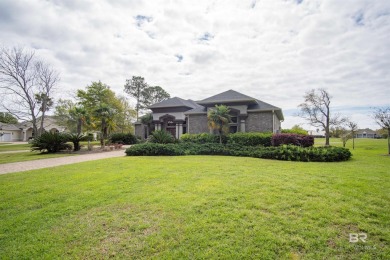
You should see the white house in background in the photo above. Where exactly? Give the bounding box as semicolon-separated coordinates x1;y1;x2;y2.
354;128;381;138
0;116;66;142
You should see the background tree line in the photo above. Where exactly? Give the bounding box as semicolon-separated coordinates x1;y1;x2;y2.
0;46;171;146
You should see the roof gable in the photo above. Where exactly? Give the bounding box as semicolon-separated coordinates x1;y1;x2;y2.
197;90;257;105
149;97;199;109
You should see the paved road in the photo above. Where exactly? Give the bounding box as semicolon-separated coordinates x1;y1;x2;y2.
0;149;127;175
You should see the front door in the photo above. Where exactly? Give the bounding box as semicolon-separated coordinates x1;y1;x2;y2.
166;127;176;138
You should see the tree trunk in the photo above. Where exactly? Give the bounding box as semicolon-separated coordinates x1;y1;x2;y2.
39;100;47;136
325;116;330;146
387;128;390;155
101;118;106;147
77;118;82;135
352;136;355;150
219;129;222;144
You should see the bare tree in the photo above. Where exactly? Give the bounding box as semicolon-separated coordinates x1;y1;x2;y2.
373;107;390;154
0;46;59;137
298;89;345;146
347;120;358;150
35;61;59;135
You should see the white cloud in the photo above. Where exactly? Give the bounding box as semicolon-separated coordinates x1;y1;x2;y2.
0;0;389;130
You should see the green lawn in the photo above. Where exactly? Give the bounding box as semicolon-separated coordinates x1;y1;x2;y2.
0;143;31;152
0;138;389;259
0;151;75;164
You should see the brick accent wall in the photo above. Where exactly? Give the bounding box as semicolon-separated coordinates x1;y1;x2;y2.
188;114;209;134
246;112;273;132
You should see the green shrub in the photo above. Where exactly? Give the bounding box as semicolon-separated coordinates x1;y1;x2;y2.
227;132;272;146
180;133;222;144
31;132;71;153
271;134;314;147
126;143;351;162
149;130;176;144
125;143;184;156
109;133;137;145
67;133;87;151
261;145;352;162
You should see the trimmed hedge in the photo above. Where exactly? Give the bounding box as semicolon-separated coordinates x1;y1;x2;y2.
109;133;137;145
180;133;223;144
180;132;272;146
272;133;314;147
125;143;351;162
125;143;184;156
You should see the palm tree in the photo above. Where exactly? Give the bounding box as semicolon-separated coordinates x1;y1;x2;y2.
207;105;231;144
94;104;115;147
69;106;89;135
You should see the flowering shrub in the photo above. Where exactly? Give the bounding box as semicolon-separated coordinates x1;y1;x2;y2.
271;134;314;147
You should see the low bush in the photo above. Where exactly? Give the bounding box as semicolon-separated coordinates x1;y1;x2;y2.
272;133;314;147
149;130;176;144
180;133;223;144
67;133;87;151
227;132;272;146
180;132;272;146
126;143;351;162
31;132;71;153
261;145;351;162
125;143;184;156
109;133;137;145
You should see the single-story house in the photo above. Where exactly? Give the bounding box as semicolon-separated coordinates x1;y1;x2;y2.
0;116;66;142
135;89;284;139
354;128;381;139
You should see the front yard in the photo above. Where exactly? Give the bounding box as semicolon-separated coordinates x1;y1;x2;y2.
0;138;389;258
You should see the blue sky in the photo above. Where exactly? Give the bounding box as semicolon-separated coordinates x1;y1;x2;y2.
0;0;389;129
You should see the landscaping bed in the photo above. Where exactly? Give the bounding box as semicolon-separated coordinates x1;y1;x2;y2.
125;143;351;162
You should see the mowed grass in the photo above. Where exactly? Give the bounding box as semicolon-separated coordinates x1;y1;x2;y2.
0;143;31;152
0;139;389;259
0;151;75;164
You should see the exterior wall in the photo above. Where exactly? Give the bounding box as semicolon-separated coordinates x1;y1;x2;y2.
153;112;186;121
134;123;145;139
188;114;208;134
0;130;22;142
273;113;281;133
245;112;273;132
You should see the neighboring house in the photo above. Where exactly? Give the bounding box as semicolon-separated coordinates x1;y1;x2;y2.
0;116;66;142
135;89;284;139
0;123;22;142
355;128;381;138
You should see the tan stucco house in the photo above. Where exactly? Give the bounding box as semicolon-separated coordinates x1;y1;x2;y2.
0;116;65;142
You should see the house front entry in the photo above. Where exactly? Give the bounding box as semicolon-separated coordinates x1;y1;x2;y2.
155;114;185;139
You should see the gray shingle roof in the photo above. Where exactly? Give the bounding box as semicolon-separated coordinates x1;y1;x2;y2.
0;123;21;131
149;97;200;109
197;89;257;104
184;106;207;115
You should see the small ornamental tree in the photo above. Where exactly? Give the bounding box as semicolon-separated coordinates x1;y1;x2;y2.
207;105;231;144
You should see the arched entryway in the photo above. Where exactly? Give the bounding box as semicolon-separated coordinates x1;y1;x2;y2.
160;115;176;137
154;114;185;139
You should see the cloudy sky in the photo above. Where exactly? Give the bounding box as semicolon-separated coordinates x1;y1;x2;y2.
1;0;389;129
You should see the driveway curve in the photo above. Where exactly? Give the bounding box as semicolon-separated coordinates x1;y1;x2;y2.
0;149;127;175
